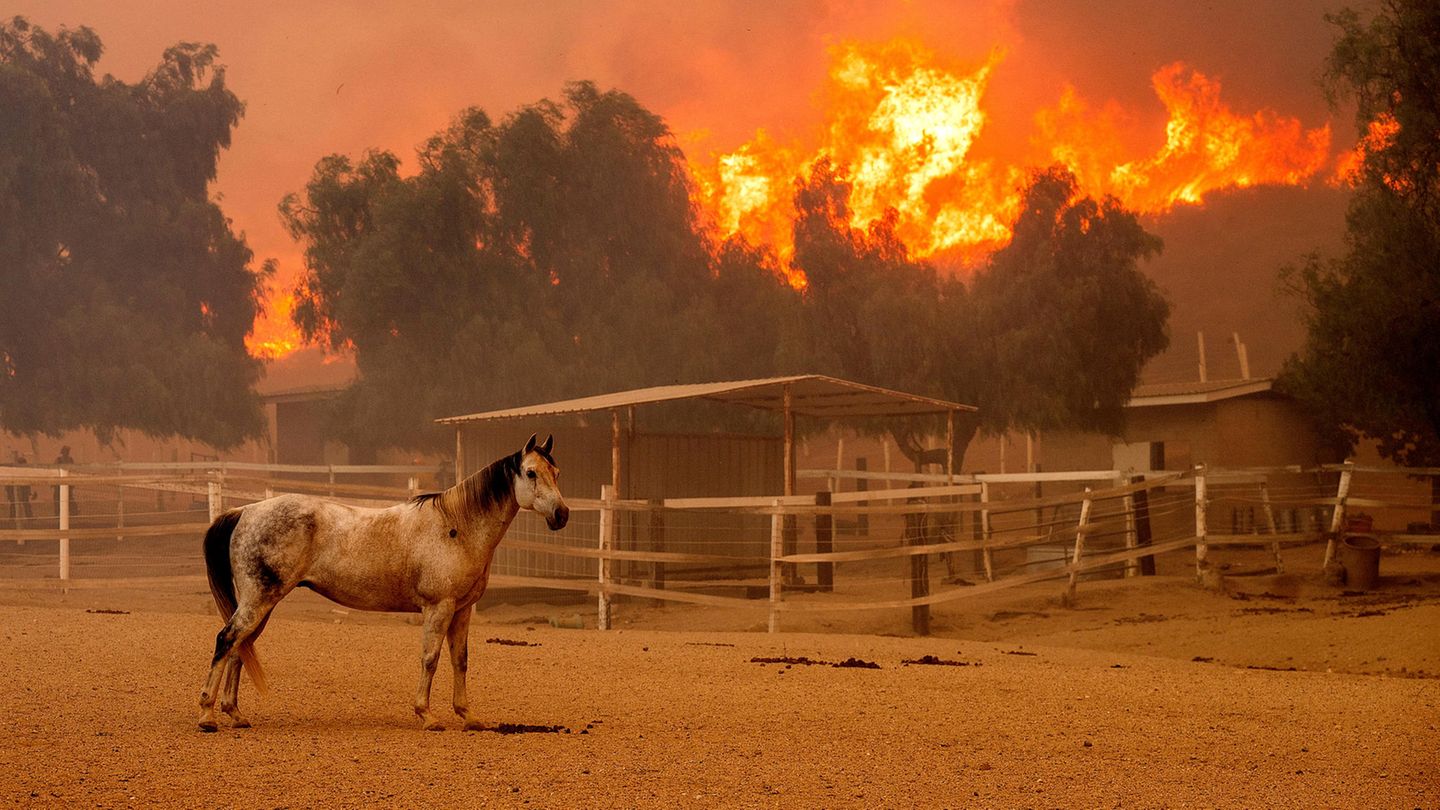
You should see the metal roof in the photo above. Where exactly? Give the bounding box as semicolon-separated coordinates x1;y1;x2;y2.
1128;378;1275;407
436;375;976;425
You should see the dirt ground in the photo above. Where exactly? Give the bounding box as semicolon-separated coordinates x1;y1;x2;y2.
0;541;1437;808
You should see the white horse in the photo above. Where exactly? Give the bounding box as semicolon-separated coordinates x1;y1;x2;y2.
197;434;568;731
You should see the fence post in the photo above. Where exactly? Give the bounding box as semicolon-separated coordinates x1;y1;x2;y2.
1322;462;1354;568
1065;488;1093;603
207;478;222;523
648;498;665;594
1194;465;1208;577
768;500;783;633
855;457;869;534
815;491;833;592
58;470;70;581
979;481;994;582
407;476;419;496
115;483;125;542
1131;475;1156;575
1259;481;1284;574
1121;475;1138;578
905;484;930;636
598;484;615;630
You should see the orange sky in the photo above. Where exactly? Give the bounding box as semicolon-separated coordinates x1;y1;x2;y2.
21;1;1348;354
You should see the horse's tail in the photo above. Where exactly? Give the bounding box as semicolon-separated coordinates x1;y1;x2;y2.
203;509;269;694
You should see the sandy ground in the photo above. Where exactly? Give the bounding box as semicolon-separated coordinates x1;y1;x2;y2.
0;542;1437;808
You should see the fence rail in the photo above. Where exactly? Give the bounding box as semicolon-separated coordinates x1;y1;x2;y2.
3;461;1436;634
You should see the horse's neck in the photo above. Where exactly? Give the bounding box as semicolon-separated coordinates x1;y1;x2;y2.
441;464;520;540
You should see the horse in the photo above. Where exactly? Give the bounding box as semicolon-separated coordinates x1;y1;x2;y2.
196;433;568;732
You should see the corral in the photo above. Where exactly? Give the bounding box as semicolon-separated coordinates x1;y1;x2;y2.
1;448;1438;806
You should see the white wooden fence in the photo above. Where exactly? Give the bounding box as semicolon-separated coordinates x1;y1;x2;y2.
3;461;1435;635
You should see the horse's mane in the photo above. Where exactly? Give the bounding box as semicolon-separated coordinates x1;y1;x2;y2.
412;451;521;524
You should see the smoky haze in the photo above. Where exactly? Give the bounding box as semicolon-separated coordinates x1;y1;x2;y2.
22;0;1355;380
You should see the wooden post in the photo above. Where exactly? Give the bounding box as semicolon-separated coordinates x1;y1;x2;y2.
979;481;994;582
1259;481;1284;574
815;491;833;592
58;471;70;581
1121;476;1138;578
1322;462;1354;568
648;498;665;593
782;385;794;497
1065;488;1094;602
207;479;222;523
407;476;419;496
1131;474;1156;576
945;410;955;482
968;488;984;578
598;484;615;630
855;457;869;534
1032;464;1044;538
1197;331;1208;383
115;484;125;542
610;410;622;496
327;465;335;499
454;427;465;484
768;500;784;633
906;484;930;636
1194;465;1208;577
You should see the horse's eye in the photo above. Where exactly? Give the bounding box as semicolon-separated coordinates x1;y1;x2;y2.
526;470;537;480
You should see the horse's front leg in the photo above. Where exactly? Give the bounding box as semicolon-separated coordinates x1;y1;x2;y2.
413;601;455;731
446;605;485;731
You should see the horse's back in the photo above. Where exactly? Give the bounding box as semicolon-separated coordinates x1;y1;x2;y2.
235;494;436;612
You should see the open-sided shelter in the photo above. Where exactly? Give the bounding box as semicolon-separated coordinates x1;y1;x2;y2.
436;375;975;580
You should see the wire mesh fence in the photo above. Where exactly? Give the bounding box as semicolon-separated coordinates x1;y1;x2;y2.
2;461;1436;633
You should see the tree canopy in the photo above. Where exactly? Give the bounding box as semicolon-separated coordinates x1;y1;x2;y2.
282;83;801;451
1280;0;1440;466
0;17;265;446
789;162;1169;463
286;85;1170;462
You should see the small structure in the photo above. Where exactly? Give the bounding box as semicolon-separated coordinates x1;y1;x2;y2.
1039;378;1336;473
436;375;975;579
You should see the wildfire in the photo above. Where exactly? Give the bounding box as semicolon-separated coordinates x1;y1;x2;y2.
1332;112;1400;186
253;38;1340;356
694;40;1335;283
246;290;303;360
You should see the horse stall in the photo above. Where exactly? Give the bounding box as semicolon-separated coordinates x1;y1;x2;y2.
436;376;976;603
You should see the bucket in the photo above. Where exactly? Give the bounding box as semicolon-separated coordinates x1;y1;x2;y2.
1339;534;1381;591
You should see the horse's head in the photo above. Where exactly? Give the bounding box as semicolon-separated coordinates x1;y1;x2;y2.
516;433;568;530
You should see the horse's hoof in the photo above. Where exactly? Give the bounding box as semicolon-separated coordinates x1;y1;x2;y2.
462;717;487;732
198;719;218;733
424;721;445;732
231;717;252;729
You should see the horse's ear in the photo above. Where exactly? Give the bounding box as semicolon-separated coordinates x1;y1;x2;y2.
524;433;537;454
541;434;553;454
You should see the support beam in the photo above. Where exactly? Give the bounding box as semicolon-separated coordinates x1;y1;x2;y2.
945;410;955;483
611;409;622;497
782;384;795;497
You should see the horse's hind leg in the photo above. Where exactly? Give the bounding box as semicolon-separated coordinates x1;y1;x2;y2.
199;601;276;731
413;601;456;731
219;611;272;728
446;606;484;731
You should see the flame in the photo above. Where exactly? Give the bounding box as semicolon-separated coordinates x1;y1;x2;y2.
1332;112;1399;186
695;40;1334;285
246;290;303;360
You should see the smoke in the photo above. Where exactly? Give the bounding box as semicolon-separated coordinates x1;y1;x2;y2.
24;0;1352;377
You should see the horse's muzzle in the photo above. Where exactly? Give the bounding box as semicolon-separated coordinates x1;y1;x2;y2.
546;504;569;531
